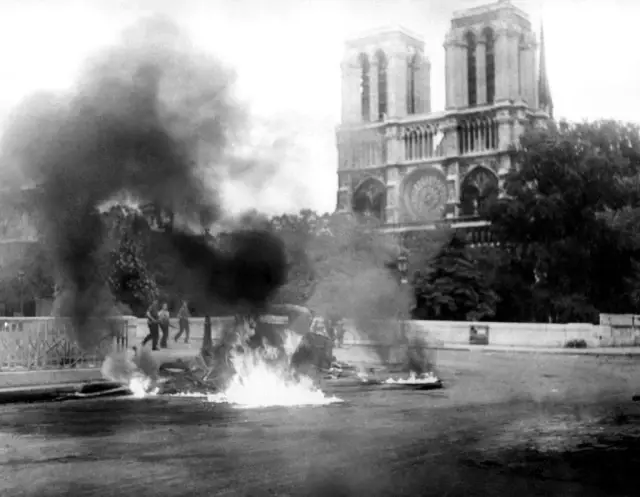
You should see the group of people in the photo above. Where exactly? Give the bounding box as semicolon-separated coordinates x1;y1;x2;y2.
142;299;191;351
139;301;348;352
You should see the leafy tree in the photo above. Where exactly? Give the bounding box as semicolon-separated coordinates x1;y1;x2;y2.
412;233;498;321
487;119;640;322
401;229;451;280
102;205;158;315
0;241;55;315
269;209;321;305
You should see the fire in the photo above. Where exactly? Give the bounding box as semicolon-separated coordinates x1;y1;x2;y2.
384;371;440;385
101;350;159;399
103;328;342;408
205;337;342;409
128;373;159;398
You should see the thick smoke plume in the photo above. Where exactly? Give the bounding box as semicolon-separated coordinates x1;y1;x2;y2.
306;216;412;364
0;16;287;347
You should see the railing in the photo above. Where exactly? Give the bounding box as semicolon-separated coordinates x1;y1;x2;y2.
0;317;129;371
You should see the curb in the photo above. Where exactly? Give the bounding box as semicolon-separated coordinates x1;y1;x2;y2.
0;380;126;405
340;343;640;357
433;346;640;357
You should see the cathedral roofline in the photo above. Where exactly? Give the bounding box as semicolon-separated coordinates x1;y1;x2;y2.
452;0;530;22
345;25;424;48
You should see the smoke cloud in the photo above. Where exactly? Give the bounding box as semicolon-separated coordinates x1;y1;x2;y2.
0;16;287;348
306;215;415;364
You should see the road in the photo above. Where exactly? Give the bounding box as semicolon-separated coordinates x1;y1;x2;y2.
2;350;640;496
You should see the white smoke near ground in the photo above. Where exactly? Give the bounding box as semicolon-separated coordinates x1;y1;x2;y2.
101;347;160;398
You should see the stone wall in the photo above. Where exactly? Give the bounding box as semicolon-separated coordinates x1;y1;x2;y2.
2;315;639;374
342;319;640;349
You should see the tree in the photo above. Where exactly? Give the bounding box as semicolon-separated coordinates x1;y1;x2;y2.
102;205;158;315
0;241;55;315
412;233;498;321
487;119;640;322
269;209;322;305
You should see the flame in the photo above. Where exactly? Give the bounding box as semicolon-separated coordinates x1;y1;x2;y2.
128;373;159;398
384;371;440;385
101;351;159;399
206;331;342;409
102;329;342;408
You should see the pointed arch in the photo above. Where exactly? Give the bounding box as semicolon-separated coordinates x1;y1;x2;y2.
352;177;386;221
465;31;477;107
358;52;370;122
375;50;388;120
483;27;495;104
460;166;499;216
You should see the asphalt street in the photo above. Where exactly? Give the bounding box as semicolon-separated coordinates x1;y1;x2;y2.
2;350;640;496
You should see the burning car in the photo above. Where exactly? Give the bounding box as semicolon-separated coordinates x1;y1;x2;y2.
206;304;334;387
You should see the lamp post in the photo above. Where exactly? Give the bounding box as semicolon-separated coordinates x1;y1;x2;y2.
17;270;25;316
396;253;409;339
397;254;409;285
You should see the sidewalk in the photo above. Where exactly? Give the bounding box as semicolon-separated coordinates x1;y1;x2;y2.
337;342;640;361
0;344;201;402
434;344;640;356
0;368;104;389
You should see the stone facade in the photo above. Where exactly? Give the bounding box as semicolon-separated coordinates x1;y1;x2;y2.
336;0;550;232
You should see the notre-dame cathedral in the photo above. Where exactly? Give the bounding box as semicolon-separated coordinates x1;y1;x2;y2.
335;0;553;237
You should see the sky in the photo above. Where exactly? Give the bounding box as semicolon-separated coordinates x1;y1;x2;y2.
0;0;637;215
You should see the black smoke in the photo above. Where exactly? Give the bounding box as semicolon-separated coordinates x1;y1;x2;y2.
0;16;287;347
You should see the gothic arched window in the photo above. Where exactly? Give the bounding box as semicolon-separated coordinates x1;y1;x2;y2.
407;52;419;115
466;31;477;107
359;53;370;122
484;27;495;104
375;50;388;120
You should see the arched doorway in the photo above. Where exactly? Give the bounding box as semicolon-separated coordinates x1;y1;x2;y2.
460;166;498;217
352;178;386;222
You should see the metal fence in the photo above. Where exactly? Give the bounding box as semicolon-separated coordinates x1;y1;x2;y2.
0;317;129;371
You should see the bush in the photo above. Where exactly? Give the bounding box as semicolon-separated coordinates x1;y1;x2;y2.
565;339;588;349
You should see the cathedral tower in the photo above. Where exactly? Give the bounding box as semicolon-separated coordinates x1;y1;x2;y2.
340;27;431;125
444;0;538;110
336;0;552;236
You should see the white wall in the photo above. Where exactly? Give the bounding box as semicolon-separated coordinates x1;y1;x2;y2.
341;319;640;348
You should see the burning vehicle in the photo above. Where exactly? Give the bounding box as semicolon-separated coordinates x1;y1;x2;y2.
208;304;334;388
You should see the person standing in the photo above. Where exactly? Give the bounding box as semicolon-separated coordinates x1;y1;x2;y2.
335;319;346;348
174;300;191;343
142;299;160;351
158;302;171;349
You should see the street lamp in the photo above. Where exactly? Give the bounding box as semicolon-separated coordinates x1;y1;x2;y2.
17;270;25;316
397;254;409;285
396;253;410;339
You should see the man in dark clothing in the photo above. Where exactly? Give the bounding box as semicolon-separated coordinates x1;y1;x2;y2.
174;300;191;343
142;299;160;351
158;302;171;349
